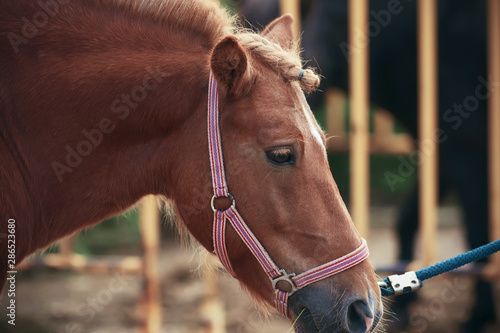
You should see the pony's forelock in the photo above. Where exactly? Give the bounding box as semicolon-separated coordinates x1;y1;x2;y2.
235;33;321;93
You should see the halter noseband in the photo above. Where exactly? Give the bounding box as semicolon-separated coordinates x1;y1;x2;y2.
207;72;369;318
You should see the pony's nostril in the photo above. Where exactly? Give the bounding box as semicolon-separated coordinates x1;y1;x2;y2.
346;300;374;333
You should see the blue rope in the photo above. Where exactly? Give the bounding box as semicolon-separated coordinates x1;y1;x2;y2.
380;238;500;296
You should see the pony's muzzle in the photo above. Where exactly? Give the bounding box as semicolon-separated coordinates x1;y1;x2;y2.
288;286;381;333
345;298;375;333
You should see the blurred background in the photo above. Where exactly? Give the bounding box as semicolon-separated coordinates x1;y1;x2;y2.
2;0;499;332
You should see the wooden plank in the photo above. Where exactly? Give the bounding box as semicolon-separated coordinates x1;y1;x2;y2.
28;254;143;273
326;89;347;138
487;0;500;267
140;195;162;333
417;0;438;267
279;0;301;41
59;235;75;267
201;257;226;333
374;109;394;135
348;0;370;239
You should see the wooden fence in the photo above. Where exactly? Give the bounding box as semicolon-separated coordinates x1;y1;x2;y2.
26;1;500;333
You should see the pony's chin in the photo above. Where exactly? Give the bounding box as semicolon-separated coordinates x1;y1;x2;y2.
290;307;382;333
291;309;320;333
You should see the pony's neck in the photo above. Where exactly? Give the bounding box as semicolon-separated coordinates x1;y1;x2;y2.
41;56;210;248
1;2;219;259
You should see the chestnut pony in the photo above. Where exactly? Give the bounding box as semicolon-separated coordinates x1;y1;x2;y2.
0;0;382;331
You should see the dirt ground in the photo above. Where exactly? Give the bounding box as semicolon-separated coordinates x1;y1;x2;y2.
1;220;499;333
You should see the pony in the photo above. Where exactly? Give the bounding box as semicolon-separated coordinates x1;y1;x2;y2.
0;0;382;331
236;1;493;331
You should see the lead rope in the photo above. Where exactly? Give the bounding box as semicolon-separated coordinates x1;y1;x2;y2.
379;238;500;296
207;72;369;317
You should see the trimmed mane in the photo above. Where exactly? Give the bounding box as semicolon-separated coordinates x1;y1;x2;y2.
112;0;320;91
110;0;235;46
236;33;320;92
1;0;319;92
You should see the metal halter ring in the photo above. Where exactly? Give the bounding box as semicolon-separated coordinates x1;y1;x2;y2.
271;269;298;295
210;193;236;212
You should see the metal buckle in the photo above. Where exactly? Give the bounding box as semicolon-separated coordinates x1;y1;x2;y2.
272;269;297;295
378;280;389;289
387;271;421;295
210;193;235;212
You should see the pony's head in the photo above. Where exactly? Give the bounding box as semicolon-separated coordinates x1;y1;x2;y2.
173;14;382;333
0;1;381;329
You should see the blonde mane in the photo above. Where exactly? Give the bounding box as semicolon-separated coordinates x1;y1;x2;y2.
236;33;320;92
112;0;235;44
115;0;320;92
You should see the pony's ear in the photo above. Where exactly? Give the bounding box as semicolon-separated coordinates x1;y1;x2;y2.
261;14;295;51
211;36;253;98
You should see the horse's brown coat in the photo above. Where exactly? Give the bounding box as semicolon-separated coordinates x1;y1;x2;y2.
0;0;381;325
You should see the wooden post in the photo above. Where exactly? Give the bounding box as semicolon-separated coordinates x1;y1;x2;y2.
201;256;226;333
417;0;438;267
279;0;301;40
488;0;500;263
326;89;347;138
348;0;370;239
140;195;161;333
59;235;75;267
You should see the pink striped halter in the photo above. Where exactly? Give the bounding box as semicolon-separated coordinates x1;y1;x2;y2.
207;72;369;318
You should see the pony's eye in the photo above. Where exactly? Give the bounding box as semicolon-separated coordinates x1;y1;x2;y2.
266;147;294;165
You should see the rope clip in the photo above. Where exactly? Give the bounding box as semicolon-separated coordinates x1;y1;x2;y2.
385;271;422;295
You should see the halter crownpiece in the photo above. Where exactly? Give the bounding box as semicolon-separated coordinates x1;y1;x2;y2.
207;72;369;318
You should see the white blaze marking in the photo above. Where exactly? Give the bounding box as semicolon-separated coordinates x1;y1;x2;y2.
299;96;326;150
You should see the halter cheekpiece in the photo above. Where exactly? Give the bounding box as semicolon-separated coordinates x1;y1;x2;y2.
207;72;369;318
